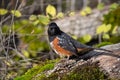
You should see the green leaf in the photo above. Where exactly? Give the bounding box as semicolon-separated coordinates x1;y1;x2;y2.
104;24;112;33
96;42;113;47
33;20;39;26
112;26;118;34
80;11;87;16
96;24;105;34
57;12;64;18
19;19;28;25
97;3;104;10
11;10;22;17
46;5;56;18
103;34;110;39
22;50;30;58
80;6;92;16
0;8;8;15
29;15;37;21
96;24;111;34
82;34;92;43
110;3;119;10
84;7;92;14
38;15;50;25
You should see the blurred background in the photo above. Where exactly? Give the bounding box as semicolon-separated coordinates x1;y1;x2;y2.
0;0;120;79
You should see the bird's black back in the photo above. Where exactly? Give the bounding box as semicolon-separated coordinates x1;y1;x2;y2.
58;32;93;55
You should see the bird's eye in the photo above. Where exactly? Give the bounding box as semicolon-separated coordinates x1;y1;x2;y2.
50;28;53;30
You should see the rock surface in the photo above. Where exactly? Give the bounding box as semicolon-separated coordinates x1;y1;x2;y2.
55;9;109;37
45;43;120;79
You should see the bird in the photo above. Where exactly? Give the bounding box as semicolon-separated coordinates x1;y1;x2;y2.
47;22;112;59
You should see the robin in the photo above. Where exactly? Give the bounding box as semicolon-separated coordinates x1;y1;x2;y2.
47;22;112;59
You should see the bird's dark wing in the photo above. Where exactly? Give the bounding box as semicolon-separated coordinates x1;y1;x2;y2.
58;32;94;56
68;34;94;55
57;33;78;56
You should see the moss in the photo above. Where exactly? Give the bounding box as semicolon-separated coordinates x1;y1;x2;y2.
15;60;115;80
62;64;108;80
14;59;58;80
35;63;112;80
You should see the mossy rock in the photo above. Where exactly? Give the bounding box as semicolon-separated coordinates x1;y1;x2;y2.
28;61;111;80
62;64;108;80
14;59;58;80
14;59;115;80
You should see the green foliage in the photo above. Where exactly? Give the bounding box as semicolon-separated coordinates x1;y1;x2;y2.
95;5;120;47
112;26;118;34
14;59;58;80
80;6;92;16
96;24;112;34
46;5;56;19
11;10;22;17
2;15;50;58
103;6;120;26
95;34;120;47
110;3;119;10
78;34;92;44
29;15;50;26
29;15;37;21
0;9;22;17
46;4;65;19
95;42;113;47
0;8;8;15
38;15;50;25
56;12;64;18
22;50;30;58
102;34;110;40
109;36;120;44
97;3;104;10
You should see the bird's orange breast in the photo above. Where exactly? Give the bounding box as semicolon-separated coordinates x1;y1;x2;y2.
52;37;73;57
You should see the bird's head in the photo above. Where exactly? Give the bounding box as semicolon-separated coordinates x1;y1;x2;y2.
48;22;62;36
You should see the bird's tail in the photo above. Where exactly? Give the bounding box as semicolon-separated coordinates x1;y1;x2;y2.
94;48;113;53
